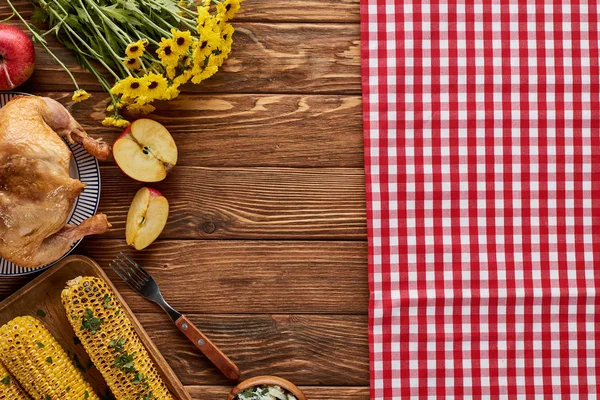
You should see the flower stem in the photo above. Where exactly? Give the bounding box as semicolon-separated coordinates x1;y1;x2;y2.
77;0;130;76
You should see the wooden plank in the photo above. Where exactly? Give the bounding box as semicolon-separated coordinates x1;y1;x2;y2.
4;0;360;23
136;313;369;386
235;1;360;23
96;166;366;240
185;386;370;400
32;92;364;168
0;240;368;314
3;19;361;95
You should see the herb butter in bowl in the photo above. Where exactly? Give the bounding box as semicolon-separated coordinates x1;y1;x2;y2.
227;376;307;400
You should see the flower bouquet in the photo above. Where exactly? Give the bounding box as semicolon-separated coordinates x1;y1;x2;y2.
6;0;242;127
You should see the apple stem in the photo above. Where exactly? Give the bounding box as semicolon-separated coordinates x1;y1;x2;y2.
0;60;15;89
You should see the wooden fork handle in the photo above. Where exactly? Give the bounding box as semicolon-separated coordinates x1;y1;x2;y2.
175;315;240;380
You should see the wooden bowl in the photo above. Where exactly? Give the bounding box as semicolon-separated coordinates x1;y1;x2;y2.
227;376;307;400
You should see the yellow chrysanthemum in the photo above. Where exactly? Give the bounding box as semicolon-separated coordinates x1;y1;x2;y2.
106;102;124;112
120;94;133;104
125;39;147;58
123;57;142;71
181;54;192;67
217;0;241;21
173;70;192;87
171;29;193;56
102;116;130;128
110;76;145;98
165;85;181;100
197;5;211;29
141;72;170;101
191;57;219;84
213;23;234;64
191;39;211;66
165;66;177;80
72;89;90;102
193;20;221;67
126;103;156;115
156;37;180;69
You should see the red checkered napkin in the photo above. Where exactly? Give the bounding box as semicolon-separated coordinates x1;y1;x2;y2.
361;1;600;398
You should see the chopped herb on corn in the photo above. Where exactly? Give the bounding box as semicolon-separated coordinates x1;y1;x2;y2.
0;360;29;399
62;276;174;400
0;316;99;400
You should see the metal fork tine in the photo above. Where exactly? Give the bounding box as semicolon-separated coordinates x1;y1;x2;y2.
119;253;152;280
109;262;140;290
111;259;143;290
117;255;149;284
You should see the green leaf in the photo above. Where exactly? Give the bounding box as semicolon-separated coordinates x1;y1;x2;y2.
31;7;49;24
146;0;179;14
0;376;9;385
99;4;131;24
36;309;46;318
80;308;103;334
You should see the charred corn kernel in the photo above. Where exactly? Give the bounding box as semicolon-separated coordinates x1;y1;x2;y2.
62;276;174;400
0;360;29;399
0;315;99;400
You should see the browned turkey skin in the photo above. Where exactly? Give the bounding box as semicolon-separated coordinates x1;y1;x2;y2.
0;96;112;268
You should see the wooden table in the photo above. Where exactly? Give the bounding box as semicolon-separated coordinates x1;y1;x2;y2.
0;1;367;399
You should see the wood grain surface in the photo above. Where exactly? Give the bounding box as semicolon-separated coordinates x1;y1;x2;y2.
0;241;368;313
36;92;364;168
141;313;368;386
97;166;366;240
0;0;367;398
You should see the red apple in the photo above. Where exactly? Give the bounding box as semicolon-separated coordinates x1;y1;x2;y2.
126;187;169;250
113;118;178;182
0;24;35;91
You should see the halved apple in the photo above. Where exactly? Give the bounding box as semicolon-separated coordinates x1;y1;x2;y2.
126;187;169;250
113;119;178;182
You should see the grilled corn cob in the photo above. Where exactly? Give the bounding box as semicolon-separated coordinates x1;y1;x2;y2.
0;315;99;400
62;276;174;400
0;360;29;399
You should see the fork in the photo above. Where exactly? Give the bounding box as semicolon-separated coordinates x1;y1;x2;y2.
110;252;240;380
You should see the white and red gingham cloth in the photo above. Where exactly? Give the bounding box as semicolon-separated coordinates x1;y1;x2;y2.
361;1;600;398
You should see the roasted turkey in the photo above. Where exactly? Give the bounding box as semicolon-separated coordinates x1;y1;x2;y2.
0;96;111;268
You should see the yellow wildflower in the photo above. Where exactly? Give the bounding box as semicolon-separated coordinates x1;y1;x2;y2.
197;5;211;29
120;94;133;104
156;37;180;69
72;89;90;102
126;103;156;115
125;39;147;58
195;19;221;61
174;70;192;87
165;85;181;100
123;57;142;71
110;76;145;98
191;57;219;84
217;0;241;22
203;0;211;6
102;116;130;128
141;72;170;101
214;23;234;64
134;95;151;105
171;29;193;56
106;101;124;112
181;54;192;67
